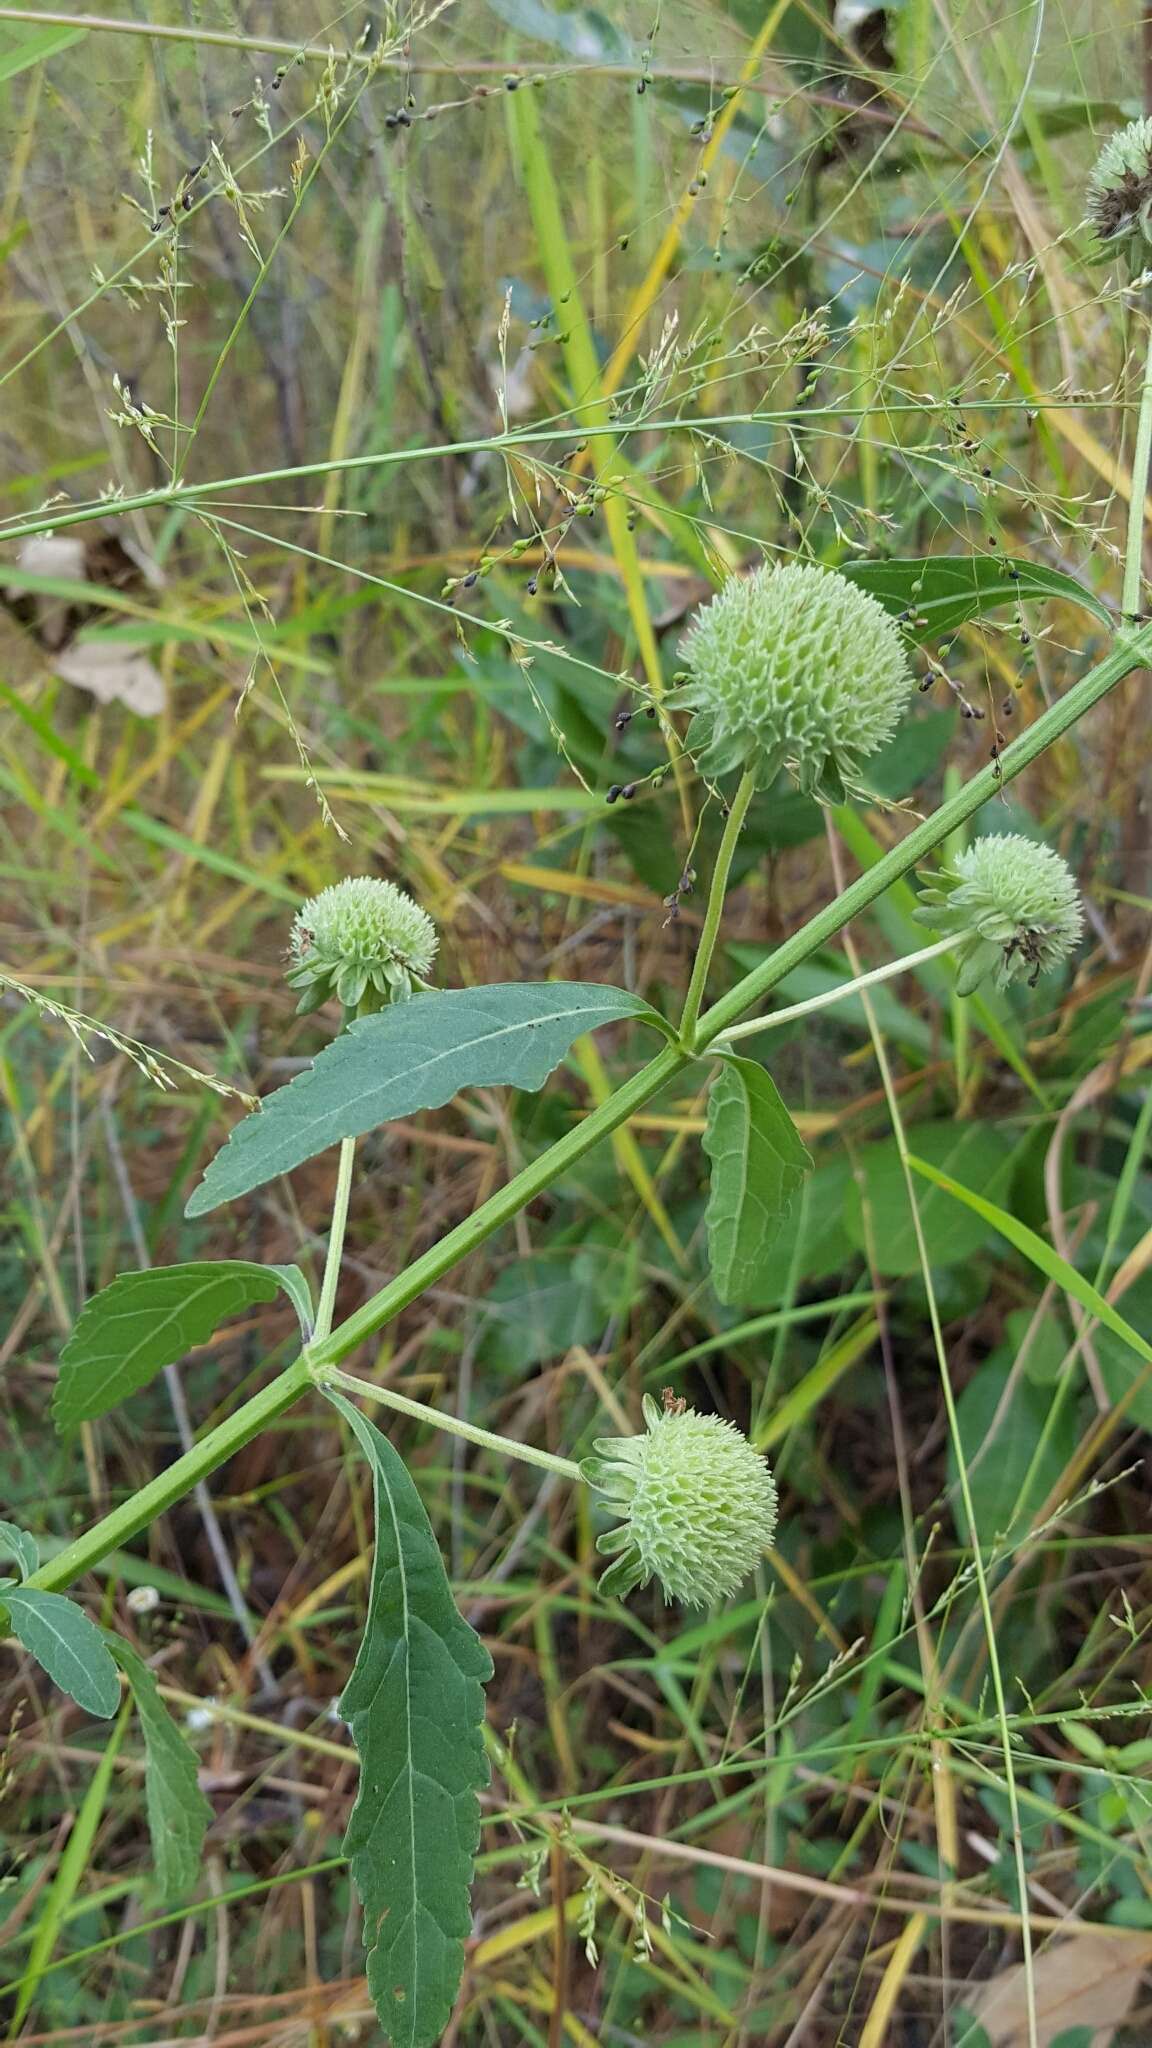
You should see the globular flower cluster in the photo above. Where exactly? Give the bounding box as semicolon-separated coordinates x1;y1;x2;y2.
914;833;1083;995
286;876;438;1017
668;562;915;801
583;1395;778;1608
1086;118;1152;253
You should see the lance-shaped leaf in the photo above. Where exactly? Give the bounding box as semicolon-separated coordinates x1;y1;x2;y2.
187;981;658;1217
1;1585;120;1718
0;1521;39;1583
328;1393;492;2048
54;1262;310;1431
841;554;1110;639
111;1640;213;1900
703;1056;813;1306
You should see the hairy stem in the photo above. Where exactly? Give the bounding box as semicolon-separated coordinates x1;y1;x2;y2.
27;619;1152;1596
1123;307;1152;620
321;1367;583;1480
680;770;756;1047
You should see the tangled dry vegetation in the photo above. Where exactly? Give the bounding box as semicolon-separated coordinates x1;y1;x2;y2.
3;3;1152;2044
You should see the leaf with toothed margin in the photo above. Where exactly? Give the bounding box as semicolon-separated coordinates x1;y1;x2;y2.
703;1056;813;1305
53;1263;311;1431
110;1639;213;1901
1;1586;120;1718
186;982;662;1217
328;1392;492;2048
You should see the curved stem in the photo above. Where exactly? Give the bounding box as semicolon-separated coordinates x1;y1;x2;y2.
313;1137;355;1345
680;770;756;1048
1123;305;1152;620
321;1367;582;1481
27;619;1152;1597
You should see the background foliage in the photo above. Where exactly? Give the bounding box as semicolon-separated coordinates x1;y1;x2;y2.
2;1;1152;2042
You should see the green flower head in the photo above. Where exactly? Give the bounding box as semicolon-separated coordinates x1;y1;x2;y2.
1086;118;1152;253
286;876;438;1017
668;562;914;801
583;1394;778;1608
914;833;1083;995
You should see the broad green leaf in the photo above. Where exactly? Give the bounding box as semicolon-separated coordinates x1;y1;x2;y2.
187;982;658;1217
840;554;1110;639
1;1587;120;1718
54;1262;298;1431
946;1352;1076;1538
845;1123;1015;1276
0;1521;39;1582
703;1057;813;1305
909;1156;1152;1367
111;1641;212;1901
329;1393;492;2048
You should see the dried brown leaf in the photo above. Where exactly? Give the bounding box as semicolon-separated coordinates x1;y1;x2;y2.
971;1931;1152;2046
53;642;165;716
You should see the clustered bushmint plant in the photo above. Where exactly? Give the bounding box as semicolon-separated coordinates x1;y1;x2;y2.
669;561;915;800
914;833;1084;994
584;1394;779;1605
1086;116;1152;255
8;119;1152;2039
286;874;438;1015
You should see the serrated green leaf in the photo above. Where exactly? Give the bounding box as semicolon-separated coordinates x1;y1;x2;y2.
328;1392;492;2048
841;554;1111;639
702;1057;813;1306
266;1262;315;1341
1;1587;120;1717
187;982;657;1217
0;1521;39;1582
110;1640;212;1900
54;1262;301;1430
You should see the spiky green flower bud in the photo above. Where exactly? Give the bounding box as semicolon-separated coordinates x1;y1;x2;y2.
914;833;1083;995
667;563;914;801
286;876;438;1017
583;1394;778;1607
1086;118;1152;253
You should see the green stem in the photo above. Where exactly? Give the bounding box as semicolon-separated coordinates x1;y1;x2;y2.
27;1048;686;1595
321;1367;582;1480
714;936;956;1046
28;619;1152;1597
1123;306;1152;620
680;770;756;1047
313;1137;355;1344
694;619;1152;1045
29;1353;314;1595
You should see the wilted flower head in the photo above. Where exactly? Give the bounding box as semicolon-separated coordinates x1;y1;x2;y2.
286;876;438;1017
583;1394;778;1607
1086;118;1152;252
668;562;914;801
914;833;1083;995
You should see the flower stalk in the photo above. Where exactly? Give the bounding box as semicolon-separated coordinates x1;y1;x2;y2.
24;617;1152;1601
